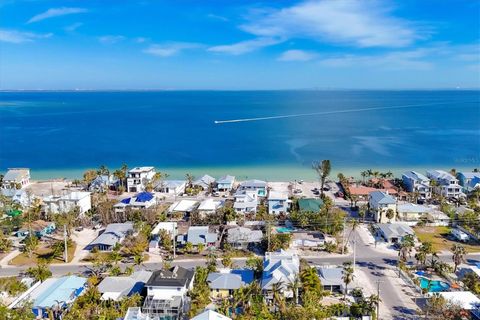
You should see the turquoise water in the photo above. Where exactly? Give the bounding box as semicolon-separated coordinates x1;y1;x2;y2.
276;227;295;233
0;90;479;180
419;277;450;292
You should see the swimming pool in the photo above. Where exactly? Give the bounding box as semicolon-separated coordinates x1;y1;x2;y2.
418;277;450;292
276;227;295;233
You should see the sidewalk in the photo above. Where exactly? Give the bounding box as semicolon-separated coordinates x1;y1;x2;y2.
0;249;20;267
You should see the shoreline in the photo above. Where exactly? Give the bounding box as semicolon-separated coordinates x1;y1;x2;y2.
7;164;475;182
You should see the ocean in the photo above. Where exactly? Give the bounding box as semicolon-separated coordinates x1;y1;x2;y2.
0;90;479;180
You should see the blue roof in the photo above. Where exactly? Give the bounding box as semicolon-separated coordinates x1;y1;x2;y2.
34;276;86;308
135;192;154;202
121;197;132;204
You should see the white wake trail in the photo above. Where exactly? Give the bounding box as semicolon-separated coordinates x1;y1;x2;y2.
214;101;467;124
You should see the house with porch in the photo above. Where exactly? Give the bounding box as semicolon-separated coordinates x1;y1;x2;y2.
402;171;432;200
233;190;258;214
317;266;345;293
177;226;218;247
457;171;480;192
238;179;267;197
368;191;397;223
426;170;464;199
197;198;224;217
43;191;92;215
192;174;216;190
127;167;156;193
1;168;30;197
216;175;235;192
155;180;186;195
88;222;134;251
261;249;300;299
207;269;254;299
268;191;290;215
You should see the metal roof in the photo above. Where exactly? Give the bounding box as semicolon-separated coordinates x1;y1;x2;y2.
89;222;134;247
207;270;254;290
33;276;86;308
3;168;29;182
146;266;194;288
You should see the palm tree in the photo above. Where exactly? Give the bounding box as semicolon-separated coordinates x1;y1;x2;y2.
398;234;415;262
287;275;301;305
360;171;367;184
185;241;193;254
185;173;194;188
270;281;285;314
385;208;395;222
26;260;52;281
451;244;466;272
312;159;331;197
197;243;205;254
342;262;354;299
133;252;144;266
23;235;38;258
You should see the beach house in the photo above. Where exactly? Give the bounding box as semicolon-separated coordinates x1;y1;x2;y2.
197;198;224;217
10;275;86;319
88;174;119;192
227;226;263;250
192;174;216;190
88;222;134;251
317;266;345;293
127;166;156;193
368;191;397;223
114;192;156;214
457;171;480;192
141;266;195;320
261;249;300;299
238;179;267;197
98;270;152;301
426;170;464;198
268;191;290;215
207;269;254;299
402;171;432;200
233;190;258;214
155;180;186;195
1;168;30;197
216;175;235;192
177;226;218;247
298;198;324;212
376;223;414;243
43;191;92;215
396;203;432;224
16;220;56;238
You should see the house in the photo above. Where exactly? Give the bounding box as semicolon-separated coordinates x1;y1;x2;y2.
191;310;232;320
127;166;156;193
292;231;325;248
1;168;30;197
238;179;267;197
376;223;414;243
177;226;218;247
457;172;480;192
10;276;86;319
98;270;152;301
192;174;216;190
198;198;224;217
268;191;290;215
402;171;432;200
368;191;397;223
168;200;198;215
43;191;92;215
233;190;258;214
261;249;300;299
298;198;324;213
227;226;263;249
426;170;464;199
155;180;186;195
88;222;134;251
427;291;480;317
114;192;156;214
88;174;119;192
151;222;178;238
141;266;195;320
16;220;55;238
396;203;432;223
216;175;235;192
207;269;254;298
317;266;345;293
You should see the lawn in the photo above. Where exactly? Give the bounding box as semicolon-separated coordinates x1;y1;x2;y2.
414;226;480;253
9;242;76;265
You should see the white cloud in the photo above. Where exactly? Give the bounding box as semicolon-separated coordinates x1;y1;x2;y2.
278;49;316;61
0;29;52;43
207;13;228;22
135;37;148;43
241;0;420;48
98;35;125;44
143;42;201;57
64;22;83;32
28;7;87;24
208;37;282;55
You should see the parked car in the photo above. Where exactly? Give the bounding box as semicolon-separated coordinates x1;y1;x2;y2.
451;228;469;242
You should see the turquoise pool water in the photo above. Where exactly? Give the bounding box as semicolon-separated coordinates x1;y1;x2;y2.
276;227;295;233
419;277;450;292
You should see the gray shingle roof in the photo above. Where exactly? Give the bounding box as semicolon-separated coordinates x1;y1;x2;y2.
3;168;29;182
147;266;194;287
207;270;254;290
369;191;396;204
89;222;134;247
377;223;414;239
227;227;263;244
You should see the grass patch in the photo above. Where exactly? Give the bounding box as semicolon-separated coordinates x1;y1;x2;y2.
414;226;480;253
9;242;76;266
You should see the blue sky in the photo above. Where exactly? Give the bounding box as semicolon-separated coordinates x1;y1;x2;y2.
1;0;479;89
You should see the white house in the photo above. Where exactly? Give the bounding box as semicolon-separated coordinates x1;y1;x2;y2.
426;170;464;198
43;191;92;215
98;270;152;301
238;179;267;197
268;191;290;215
127;167;156;193
233;190;258;214
114;192;156;214
369;191;397;223
192;174;216;190
376;223;414;243
217;175;235;192
261;249;300;299
1;168;30;197
155;180;186;195
402;171;432;200
168;200;198;215
396;203;432;223
457;172;480;192
198;198;224;216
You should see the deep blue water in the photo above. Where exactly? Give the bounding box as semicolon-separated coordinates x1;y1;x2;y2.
0;90;479;179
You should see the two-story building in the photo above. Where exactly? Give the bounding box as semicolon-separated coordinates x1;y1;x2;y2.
268;191;290;215
127;167;156;193
43;191;92;215
457;171;480;192
114;192;156;214
1;168;30;197
368;191;397;223
233;190;258;214
216;175;235;192
426;170;464;199
402;171;432;200
238;179;267;197
261;249;300;300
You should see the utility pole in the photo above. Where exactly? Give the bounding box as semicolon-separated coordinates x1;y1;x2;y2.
341;217;346;254
64;225;68;263
267;221;271;251
352;232;356;274
173;222;176;259
376;280;383;320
